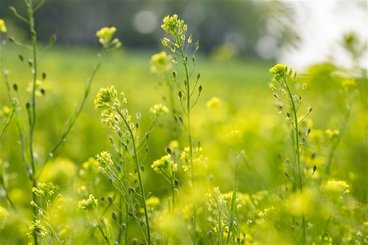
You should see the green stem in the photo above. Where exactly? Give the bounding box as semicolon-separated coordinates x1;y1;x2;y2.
325;108;351;174
115;108;151;244
0;108;15;141
125;203;129;245
227;155;240;244
0;175;16;209
171;172;175;211
177;37;196;244
26;0;39;244
283;76;305;244
39;59;101;175
3;73;28;172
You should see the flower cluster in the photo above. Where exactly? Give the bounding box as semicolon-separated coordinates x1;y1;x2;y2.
322;179;351;195
180;146;206;173
0;19;6;33
0;206;8;228
96;26;121;48
206;97;222;109
161;15;186;37
78;194;98;211
32;182;57;199
146;196;160;207
269;64;299;91
151;154;177;173
269;64;287;77
94;86;120;109
149;103;169;117
95;151;114;168
150;51;172;74
325;128;340;139
28;220;48;238
94;86;130;132
161;14;197;54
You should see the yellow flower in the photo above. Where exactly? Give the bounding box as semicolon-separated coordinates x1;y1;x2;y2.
149;104;169;116
168;140;179;150
269;64;287;76
0;206;9;228
161;15;186;36
26;79;45;97
341;79;356;88
146;196;160;207
150;51;172;73
286;191;313;216
0;19;7;33
78;194;98;211
206;97;222;109
94;86;119;109
322;180;351;195
325;128;340;139
96;26;120;48
151;154;177;173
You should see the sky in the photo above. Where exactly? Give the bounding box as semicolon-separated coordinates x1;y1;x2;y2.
278;0;367;70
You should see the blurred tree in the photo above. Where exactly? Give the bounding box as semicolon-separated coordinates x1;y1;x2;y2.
0;0;299;59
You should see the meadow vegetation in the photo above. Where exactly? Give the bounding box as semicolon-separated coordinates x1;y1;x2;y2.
0;1;367;244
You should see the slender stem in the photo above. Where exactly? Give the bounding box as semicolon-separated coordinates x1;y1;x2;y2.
325;108;351;174
97;222;111;245
177;37;197;244
125;202;129;245
227;155;240;244
171;171;175;210
115;107;151;244
26;0;39;244
0;176;16;209
0;108;15;141
39;59;101;174
117;159;124;244
283;76;305;244
3;73;28;172
218;208;222;245
164;73;178;138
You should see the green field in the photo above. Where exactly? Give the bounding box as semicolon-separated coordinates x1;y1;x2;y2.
1;21;368;244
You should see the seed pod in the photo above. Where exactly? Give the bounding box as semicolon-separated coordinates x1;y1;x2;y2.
49;34;56;45
8;37;15;43
111;212;117;220
313;165;317;173
198;85;202;93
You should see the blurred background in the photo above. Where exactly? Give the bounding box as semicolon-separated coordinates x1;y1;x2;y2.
0;1;367;243
1;0;366;69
